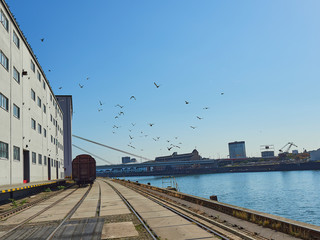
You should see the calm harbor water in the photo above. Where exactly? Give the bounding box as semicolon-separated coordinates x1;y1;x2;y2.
123;170;320;226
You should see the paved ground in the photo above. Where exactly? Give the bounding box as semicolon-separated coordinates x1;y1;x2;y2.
71;183;100;219
106;179;219;240
0;179;305;239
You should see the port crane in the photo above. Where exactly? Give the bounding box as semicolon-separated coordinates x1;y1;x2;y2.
279;142;298;153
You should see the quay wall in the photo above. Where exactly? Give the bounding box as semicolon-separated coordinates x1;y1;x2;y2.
114;179;320;240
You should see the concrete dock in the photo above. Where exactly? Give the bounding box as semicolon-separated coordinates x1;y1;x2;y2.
0;178;317;240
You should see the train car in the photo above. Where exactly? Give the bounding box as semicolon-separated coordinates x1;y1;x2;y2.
72;154;96;185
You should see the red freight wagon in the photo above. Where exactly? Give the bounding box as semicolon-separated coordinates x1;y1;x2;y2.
72;154;96;185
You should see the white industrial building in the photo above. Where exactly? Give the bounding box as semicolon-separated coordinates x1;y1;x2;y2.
0;0;64;185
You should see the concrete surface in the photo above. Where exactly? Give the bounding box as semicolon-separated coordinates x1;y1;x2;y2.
106;180;219;240
71;182;99;219
1;188;75;225
30;187;89;222
98;180;130;216
101;222;139;239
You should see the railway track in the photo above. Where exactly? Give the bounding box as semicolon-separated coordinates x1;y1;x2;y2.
111;179;269;240
0;184;93;240
0;184;74;221
101;179;158;240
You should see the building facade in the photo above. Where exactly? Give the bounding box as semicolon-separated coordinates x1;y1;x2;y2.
155;149;201;162
228;141;246;159
0;0;64;185
56;95;72;178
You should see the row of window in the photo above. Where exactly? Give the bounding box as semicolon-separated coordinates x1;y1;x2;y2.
0;92;20;118
1;8;20;49
31;118;47;137
0;142;20;161
0;141;61;168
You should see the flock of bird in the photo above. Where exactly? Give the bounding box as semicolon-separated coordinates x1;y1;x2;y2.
40;37;225;156
68;76;224;154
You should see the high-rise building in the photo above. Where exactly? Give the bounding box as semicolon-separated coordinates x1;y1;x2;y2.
0;0;64;185
56;95;73;178
228;141;246;159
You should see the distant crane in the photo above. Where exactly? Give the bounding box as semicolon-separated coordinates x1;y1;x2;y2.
278;142;298;160
279;142;298;153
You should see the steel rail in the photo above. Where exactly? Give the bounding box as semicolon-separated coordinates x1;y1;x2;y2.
95;181;101;217
122;181;266;240
0;184;74;221
1;186;79;239
46;184;93;240
100;180;158;240
124;184;230;240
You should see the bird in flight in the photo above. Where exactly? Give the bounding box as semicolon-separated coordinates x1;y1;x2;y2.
129;135;134;139
167;147;173;151
58;87;62;89
112;131;115;134
99;101;103;106
149;123;154;127
48;69;51;72
98;109;103;112
152;138;157;141
79;84;84;88
154;82;160;88
130;96;136;100
115;104;124;108
86;77;90;80
115;116;119;119
203;107;209;110
190;126;196;129
196;116;203;120
119;112;124;116
131;123;136;126
221;92;224;95
185;101;190;104
113;125;119;129
40;38;45;42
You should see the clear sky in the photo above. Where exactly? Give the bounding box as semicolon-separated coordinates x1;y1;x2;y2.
6;0;320;165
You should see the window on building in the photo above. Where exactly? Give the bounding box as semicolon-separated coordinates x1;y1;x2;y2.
38;123;42;134
50;114;52;122
31;118;36;130
13;67;20;83
43;104;46;113
30;60;35;72
0;141;8;159
13;146;20;161
50;94;52;101
13;104;20;119
31;89;35;101
0;93;8;111
43;80;46;89
37;70;41;81
44;156;47;165
37;97;41;107
51;135;53;143
44;128;47;137
13;31;20;48
38;154;42;165
0;50;8;70
0;10;8;31
32;152;36;164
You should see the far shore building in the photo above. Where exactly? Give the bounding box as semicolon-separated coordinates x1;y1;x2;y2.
155;149;201;162
228;141;246;159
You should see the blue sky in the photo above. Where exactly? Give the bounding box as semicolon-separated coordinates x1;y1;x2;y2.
6;0;320;165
